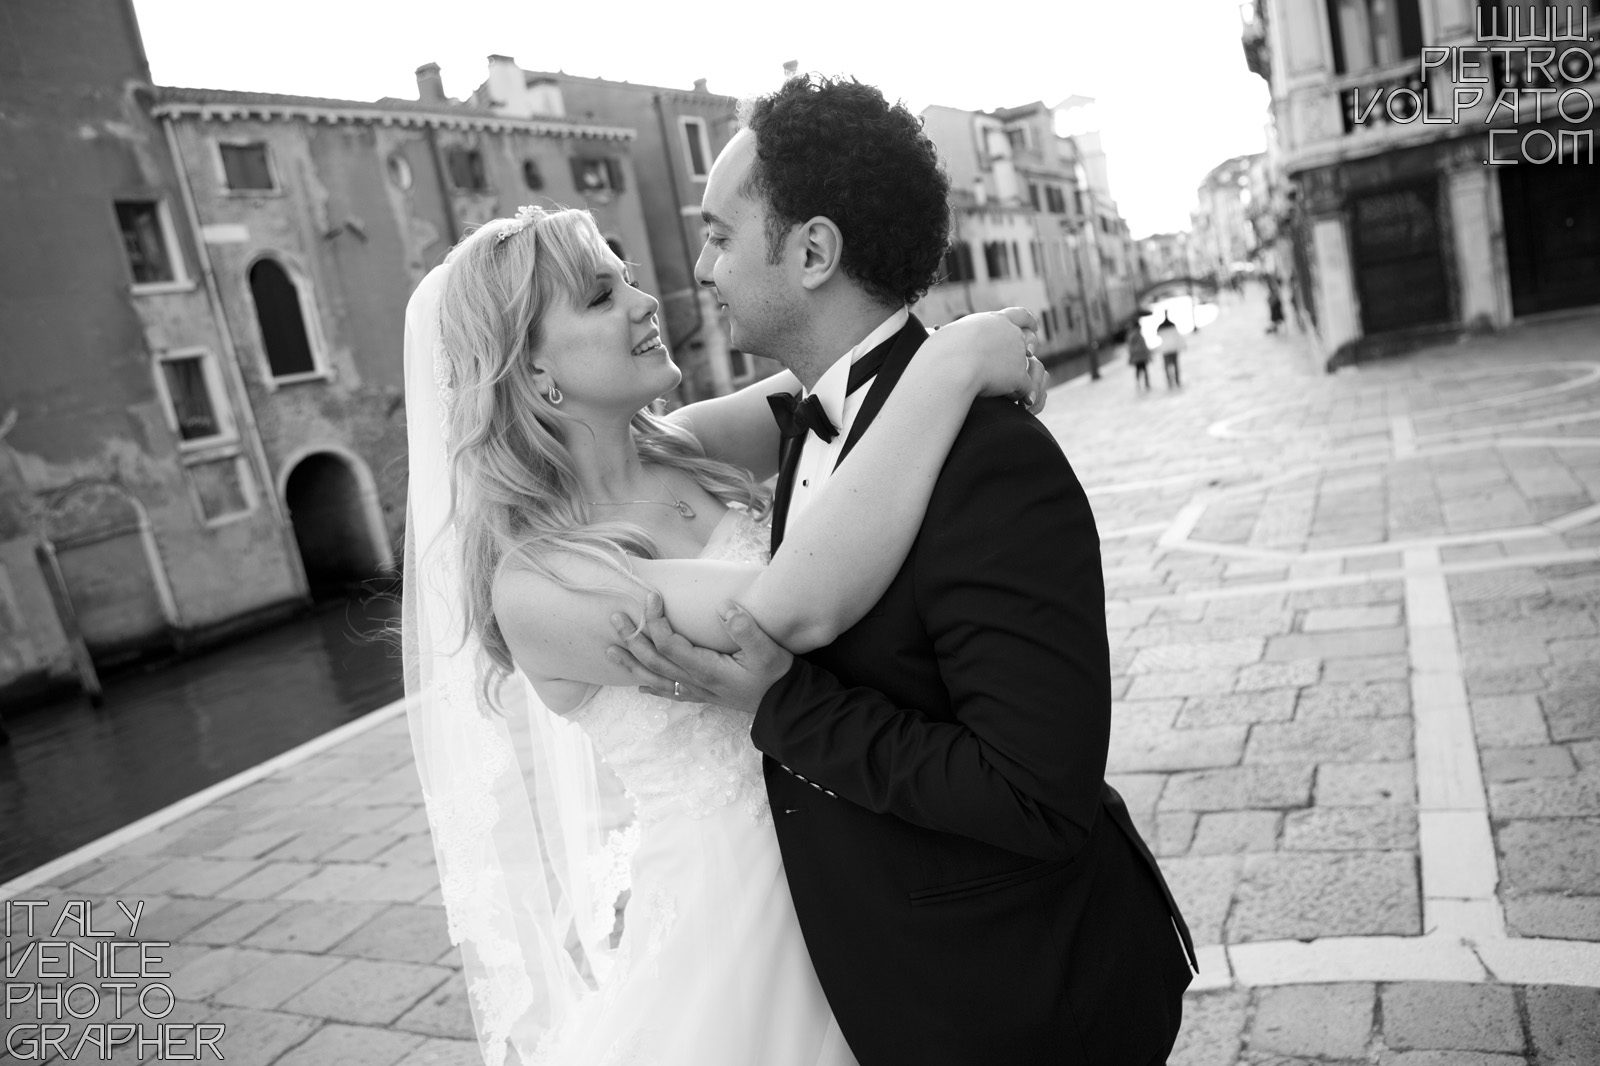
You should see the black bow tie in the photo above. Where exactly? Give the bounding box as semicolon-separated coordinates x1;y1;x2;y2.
765;336;893;445
768;392;838;443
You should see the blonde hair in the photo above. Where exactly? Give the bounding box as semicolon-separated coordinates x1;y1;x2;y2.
434;206;769;689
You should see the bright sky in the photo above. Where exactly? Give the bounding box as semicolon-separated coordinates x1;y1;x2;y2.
131;0;1269;238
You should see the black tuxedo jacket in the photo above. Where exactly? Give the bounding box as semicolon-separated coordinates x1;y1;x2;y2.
752;316;1196;1066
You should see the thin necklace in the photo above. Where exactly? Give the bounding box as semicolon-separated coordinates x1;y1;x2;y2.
586;468;697;520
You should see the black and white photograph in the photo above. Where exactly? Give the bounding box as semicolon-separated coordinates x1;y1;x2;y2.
2;0;1598;1062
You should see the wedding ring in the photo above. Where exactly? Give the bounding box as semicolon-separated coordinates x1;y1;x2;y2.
672;681;682;698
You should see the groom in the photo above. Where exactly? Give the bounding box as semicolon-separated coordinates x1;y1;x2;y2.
620;75;1195;1064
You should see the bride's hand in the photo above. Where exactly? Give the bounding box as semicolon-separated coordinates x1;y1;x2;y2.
921;308;1047;413
606;593;793;715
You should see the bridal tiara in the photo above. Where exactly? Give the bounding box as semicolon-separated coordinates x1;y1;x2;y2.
496;204;540;244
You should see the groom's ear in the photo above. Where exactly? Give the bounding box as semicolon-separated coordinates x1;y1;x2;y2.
796;216;843;291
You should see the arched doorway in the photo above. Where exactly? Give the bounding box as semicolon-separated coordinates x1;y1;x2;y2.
43;482;175;662
283;451;388;600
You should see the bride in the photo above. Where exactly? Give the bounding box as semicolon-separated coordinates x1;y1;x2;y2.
401;204;1039;1066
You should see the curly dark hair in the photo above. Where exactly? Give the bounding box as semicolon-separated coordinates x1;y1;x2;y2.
740;75;951;306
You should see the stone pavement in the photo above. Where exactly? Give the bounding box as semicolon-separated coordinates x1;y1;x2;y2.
1041;290;1600;1064
2;290;1597;1064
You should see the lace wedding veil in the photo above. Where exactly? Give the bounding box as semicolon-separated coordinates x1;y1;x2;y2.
401;255;626;1065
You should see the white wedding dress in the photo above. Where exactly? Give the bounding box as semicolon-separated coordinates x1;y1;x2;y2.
536;507;859;1066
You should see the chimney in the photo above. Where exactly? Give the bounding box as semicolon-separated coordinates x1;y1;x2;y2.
782;60;798;79
693;78;708;94
486;54;525;115
416;63;445;103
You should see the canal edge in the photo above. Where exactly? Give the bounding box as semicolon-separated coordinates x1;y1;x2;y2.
0;695;412;899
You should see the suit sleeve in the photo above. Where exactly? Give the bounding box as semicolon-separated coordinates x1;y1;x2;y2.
749;405;1111;861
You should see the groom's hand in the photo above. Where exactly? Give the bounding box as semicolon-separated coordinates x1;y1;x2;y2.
606;593;793;715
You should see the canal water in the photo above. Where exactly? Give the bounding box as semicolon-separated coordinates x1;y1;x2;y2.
0;597;403;884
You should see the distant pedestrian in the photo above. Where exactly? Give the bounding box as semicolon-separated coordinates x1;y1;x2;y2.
1156;313;1184;388
1126;325;1152;391
1266;282;1285;334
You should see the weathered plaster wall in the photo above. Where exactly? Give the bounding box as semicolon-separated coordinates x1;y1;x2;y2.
0;1;304;700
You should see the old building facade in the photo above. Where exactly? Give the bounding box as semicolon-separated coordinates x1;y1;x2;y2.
473;57;757;399
1;0;299;700
1192;153;1269;279
1246;0;1600;364
0;3;651;702
918;100;1139;357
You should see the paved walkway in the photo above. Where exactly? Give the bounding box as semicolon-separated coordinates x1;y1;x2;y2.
3;291;1597;1063
1043;290;1600;1063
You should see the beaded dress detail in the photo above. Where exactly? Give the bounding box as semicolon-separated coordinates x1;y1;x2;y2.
568;508;772;828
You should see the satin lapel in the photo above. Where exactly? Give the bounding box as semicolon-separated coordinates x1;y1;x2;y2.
835;314;930;469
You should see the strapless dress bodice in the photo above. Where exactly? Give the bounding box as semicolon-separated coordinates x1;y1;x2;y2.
568;506;772;826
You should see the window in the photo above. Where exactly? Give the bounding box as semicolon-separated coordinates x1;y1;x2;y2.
941;241;976;283
219;142;275;191
446;148;488;191
1030;242;1042;276
572;156;625;194
1011;242;1022;276
1045;186;1066;214
1326;0;1422;73
1028;184;1041;210
155;350;233;447
983;241;1010;279
115;200;186;288
249;258;320;380
522;159;544;191
729;348;751;381
187;456;255;524
387;153;414;190
681;117;712;180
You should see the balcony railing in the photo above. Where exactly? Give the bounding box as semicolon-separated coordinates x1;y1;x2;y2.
1338;64;1428;134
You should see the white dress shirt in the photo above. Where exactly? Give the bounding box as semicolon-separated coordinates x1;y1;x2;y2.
784;307;910;533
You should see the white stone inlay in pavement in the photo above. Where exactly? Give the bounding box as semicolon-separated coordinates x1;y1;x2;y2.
1408;361;1600;425
1548;500;1600;532
1190;945;1234;993
1392;414;1417;458
1112;545;1600;609
1404;545;1503;938
1161;499;1210;550
1099;521;1172;542
1477;937;1600;987
1428;410;1600;442
1419;813;1501;909
1228;935;1487;985
1426;899;1509;942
